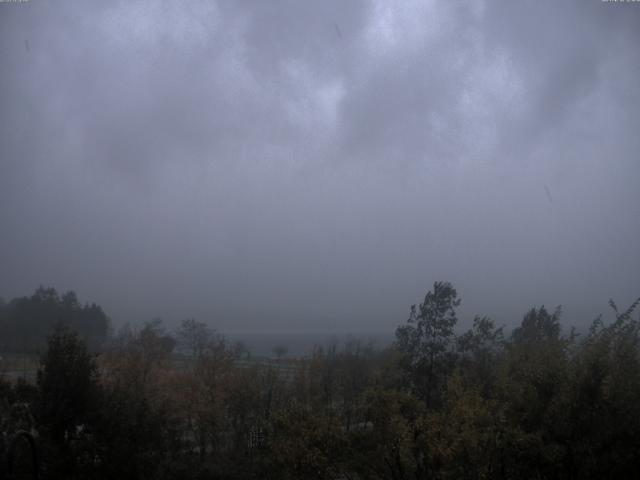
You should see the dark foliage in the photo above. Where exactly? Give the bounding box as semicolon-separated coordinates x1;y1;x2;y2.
1;282;639;479
0;287;109;353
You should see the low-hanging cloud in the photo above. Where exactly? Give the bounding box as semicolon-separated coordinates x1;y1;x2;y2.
1;0;639;332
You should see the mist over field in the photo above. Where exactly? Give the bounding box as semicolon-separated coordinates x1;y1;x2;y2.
1;0;638;334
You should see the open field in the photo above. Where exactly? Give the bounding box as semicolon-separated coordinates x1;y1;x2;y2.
0;351;303;385
0;352;39;382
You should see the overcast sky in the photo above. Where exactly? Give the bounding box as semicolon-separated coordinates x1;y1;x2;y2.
1;0;639;333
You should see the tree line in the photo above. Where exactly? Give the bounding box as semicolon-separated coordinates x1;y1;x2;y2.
1;282;639;479
0;287;109;352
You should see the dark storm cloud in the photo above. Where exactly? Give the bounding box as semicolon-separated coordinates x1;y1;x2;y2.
1;0;639;332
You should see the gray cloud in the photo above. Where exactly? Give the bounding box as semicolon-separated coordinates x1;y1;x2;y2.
1;0;639;332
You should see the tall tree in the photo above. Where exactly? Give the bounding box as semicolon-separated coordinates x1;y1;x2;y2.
176;318;212;359
36;324;99;477
396;281;460;407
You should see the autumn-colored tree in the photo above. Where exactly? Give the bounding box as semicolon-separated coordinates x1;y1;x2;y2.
176;318;213;360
